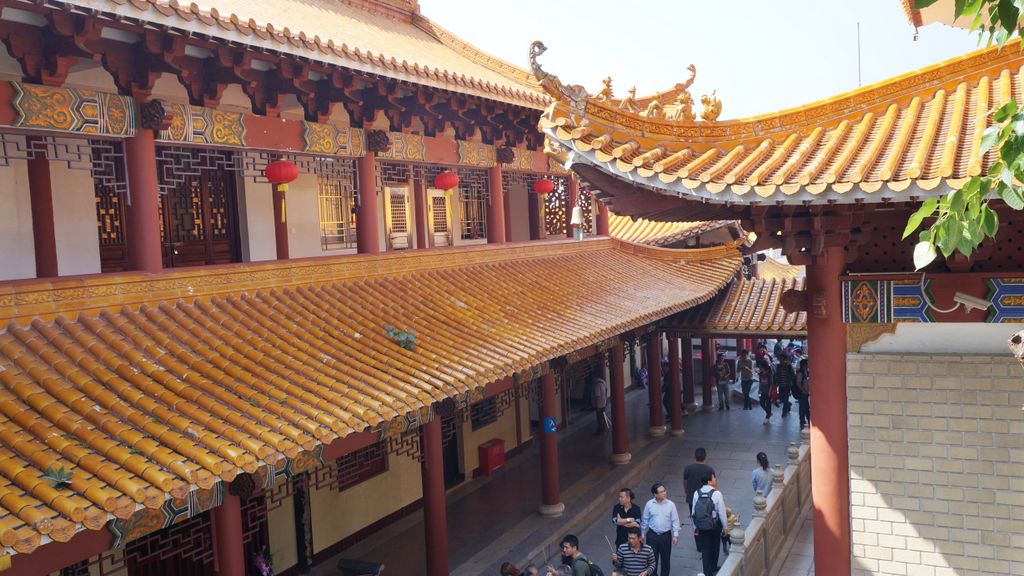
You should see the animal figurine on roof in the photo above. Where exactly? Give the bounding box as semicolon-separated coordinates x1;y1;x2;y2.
701;91;722;122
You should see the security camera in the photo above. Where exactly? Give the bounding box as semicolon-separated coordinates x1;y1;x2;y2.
953;292;992;313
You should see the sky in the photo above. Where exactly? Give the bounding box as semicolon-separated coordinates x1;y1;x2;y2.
422;0;984;119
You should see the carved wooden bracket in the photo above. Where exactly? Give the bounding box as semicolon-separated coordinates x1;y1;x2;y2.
139;99;173;131
366;130;391;154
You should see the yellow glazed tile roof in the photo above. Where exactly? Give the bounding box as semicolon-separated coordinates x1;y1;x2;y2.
63;0;547;109
608;214;734;247
537;40;1024;203
0;239;738;552
674;277;806;336
757;258;803;281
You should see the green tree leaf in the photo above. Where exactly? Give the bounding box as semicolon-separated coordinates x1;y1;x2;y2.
914;241;938;270
982;206;999;236
999;181;1024;209
903;197;939;239
994;100;1018;123
980;125;1003;155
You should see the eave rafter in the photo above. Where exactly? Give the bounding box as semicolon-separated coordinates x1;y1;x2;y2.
0;0;543;146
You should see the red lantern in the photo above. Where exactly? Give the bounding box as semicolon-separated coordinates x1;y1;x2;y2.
264;160;299;191
533;179;555;195
434;171;460;191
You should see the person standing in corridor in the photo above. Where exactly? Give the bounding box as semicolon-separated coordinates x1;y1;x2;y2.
640;482;680;576
736;348;755;410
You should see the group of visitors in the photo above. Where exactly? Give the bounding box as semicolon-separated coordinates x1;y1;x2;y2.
750;341;811;429
501;446;779;576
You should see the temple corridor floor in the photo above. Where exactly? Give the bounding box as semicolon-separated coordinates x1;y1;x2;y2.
316;388;805;575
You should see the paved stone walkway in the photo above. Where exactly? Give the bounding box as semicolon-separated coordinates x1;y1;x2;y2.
320;386;805;575
542;394;803;575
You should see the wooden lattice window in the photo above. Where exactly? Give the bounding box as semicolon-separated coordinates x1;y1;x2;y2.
470;397;499;431
544;177;569;236
457;168;488;240
123;510;214;575
338;441;388;491
318;161;358;250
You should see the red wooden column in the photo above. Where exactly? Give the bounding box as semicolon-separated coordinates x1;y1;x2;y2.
807;246;851;576
539;370;564;516
356;152;380;254
700;338;714;411
595;198;610;236
646;332;665;436
487;165;506;244
212;494;245;576
26;139;58;277
564;175;579;238
609;342;631;465
503;182;513;242
413;177;427;249
421;413;450;576
667;335;683;436
681;336;696;413
125;126;163;272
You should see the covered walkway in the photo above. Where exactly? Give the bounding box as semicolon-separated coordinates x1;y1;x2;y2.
327;382;805;574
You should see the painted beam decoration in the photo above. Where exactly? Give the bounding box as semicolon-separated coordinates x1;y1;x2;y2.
842;278;1024;324
160;103;245;146
986;279;1024;322
9;81;136;136
1;82;561;172
842;280;932;323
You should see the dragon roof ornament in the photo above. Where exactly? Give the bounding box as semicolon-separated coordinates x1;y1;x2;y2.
530;41;589;116
529;41;722;123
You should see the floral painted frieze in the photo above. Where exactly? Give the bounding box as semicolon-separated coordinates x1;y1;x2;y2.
9;81;136;136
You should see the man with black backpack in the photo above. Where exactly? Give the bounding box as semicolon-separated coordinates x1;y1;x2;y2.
545;534;604;576
691;472;730;576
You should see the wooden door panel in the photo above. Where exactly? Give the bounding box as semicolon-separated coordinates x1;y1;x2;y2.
158;148;240;268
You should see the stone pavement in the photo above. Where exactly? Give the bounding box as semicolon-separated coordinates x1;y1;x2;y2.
321;386;805;575
542;395;803;576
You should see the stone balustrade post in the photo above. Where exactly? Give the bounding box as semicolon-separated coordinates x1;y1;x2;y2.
772;464;785;490
753;490;767;519
788;442;800;467
729;526;746;554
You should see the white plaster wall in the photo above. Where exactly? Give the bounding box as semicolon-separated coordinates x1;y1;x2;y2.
50;163;100;276
285;173;321;259
507;182;531;242
0;160;36;280
63;60;118;93
860;323;1015;355
237;175;277;262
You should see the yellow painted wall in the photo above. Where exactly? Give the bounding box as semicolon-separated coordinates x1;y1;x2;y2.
309;452;423;554
461;405;518;473
266;488;298;572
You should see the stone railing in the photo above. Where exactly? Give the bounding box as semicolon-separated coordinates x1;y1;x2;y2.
716;428;812;576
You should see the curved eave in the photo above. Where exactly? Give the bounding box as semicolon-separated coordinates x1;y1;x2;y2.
54;0;549;110
555;135;955;207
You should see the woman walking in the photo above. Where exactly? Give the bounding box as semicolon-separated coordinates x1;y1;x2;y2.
752;452;772;497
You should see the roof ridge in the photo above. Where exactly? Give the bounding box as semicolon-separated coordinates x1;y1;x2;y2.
412;14;544;93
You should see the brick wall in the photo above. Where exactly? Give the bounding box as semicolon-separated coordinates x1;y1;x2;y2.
847;353;1024;576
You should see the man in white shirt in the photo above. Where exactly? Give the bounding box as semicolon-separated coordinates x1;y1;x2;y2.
640;482;680;576
691;472;731;576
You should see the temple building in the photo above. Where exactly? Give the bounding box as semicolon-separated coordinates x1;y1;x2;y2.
537;26;1024;576
0;1;759;575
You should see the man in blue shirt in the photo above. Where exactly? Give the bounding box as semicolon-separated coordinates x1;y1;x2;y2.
640;482;680;576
